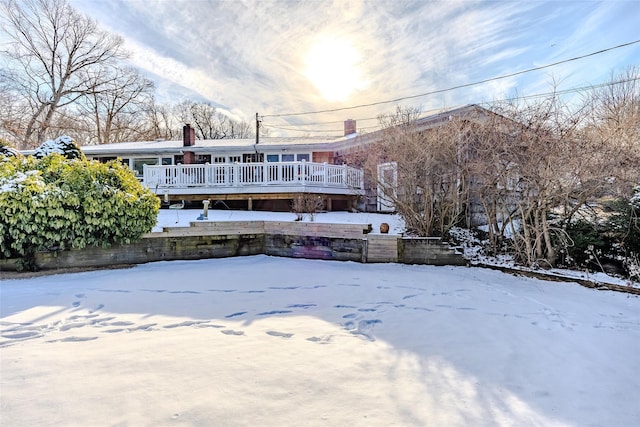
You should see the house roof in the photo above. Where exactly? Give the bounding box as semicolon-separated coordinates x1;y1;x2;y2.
330;104;500;152
20;104;502;157
76;136;345;156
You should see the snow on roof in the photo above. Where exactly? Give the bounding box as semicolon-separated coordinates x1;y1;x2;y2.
78;135;348;155
19;105;496;157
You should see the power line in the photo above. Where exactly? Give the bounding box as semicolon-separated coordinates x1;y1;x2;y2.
263;76;639;131
262;39;640;119
262;124;380;133
478;76;640;105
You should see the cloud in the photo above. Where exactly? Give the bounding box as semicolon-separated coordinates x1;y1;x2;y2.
71;0;639;135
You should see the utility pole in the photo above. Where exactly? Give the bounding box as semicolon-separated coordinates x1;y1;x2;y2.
255;112;260;145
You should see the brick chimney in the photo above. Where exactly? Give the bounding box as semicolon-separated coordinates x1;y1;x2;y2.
183;124;195;146
344;119;356;136
182;124;196;164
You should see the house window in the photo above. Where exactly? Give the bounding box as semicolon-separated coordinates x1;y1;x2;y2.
297;154;310;162
213;156;226;163
243;153;264;163
229;156;241;163
95;156;117;163
133;158;159;177
195;154;211;164
282;154;294;162
266;154;279;162
161;157;172;165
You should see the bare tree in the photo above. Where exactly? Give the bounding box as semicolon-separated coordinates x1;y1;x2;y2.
137;97;178;141
174;100;254;140
583;66;640;195
476;86;626;267
356;107;469;237
227;117;253;139
0;0;127;148
0;83;29;144
174;101;220;139
78;66;154;144
462;117;520;255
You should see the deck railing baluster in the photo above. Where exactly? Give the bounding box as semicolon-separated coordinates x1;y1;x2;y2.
142;162;364;194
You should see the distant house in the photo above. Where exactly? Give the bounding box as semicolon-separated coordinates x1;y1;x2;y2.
77;123;366;211
20;105;508;215
338;104;518;223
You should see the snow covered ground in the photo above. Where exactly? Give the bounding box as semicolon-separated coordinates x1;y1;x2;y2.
1;255;639;426
152;208;406;234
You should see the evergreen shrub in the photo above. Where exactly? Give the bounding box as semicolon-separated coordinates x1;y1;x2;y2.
0;154;160;268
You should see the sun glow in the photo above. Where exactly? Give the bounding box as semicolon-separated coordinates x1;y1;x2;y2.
304;37;366;102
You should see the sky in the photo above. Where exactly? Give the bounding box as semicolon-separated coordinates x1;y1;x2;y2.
69;0;640;136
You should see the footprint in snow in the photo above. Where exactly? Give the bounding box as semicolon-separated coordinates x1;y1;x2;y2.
349;319;383;341
257;310;292;316
108;321;135;327
306;336;332;344
225;311;247;318
89;304;104;313
127;323;157;332
1;331;42;340
287;304;317;309
163;320;210;329
59;323;85;332
68;313;99;320
266;331;293;338
407;306;433;312
221;329;244;336
46;336;99;343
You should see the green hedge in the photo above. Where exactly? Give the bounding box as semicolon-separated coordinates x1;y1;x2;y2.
0;154;159;267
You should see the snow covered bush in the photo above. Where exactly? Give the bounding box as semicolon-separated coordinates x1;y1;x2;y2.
33;136;84;160
0;142;20;158
0;154;159;269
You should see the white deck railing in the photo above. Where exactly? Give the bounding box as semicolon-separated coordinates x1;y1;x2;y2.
143;162;364;194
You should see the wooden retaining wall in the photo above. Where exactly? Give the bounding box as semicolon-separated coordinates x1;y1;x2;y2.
366;235;399;263
0;221;464;272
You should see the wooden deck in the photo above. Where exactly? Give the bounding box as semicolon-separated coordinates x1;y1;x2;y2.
143;162;364;196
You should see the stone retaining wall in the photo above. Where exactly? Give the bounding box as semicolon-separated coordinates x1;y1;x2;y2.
0;221;465;272
399;237;467;265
